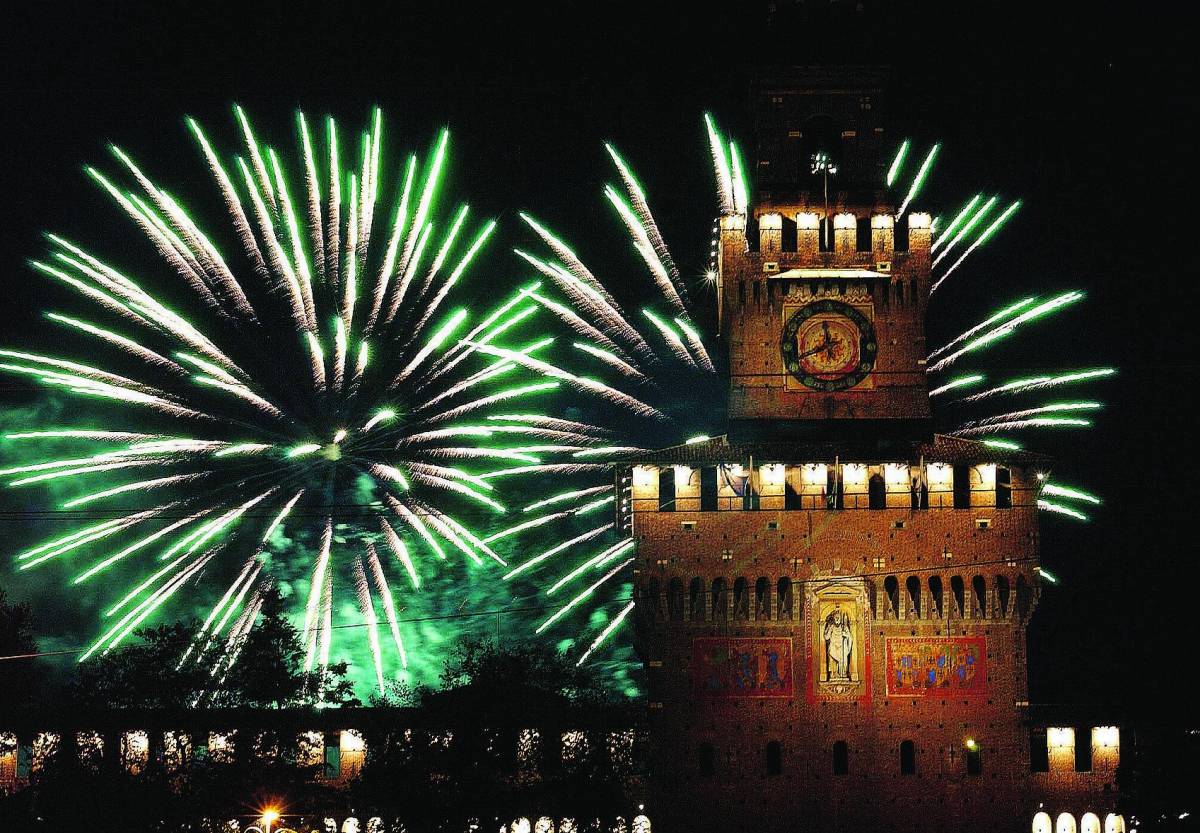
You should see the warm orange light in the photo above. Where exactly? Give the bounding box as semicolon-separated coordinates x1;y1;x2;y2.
262;808;280;824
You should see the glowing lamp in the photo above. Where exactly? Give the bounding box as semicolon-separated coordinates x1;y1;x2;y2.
884;463;910;486
964;738;978;751
1047;727;1074;748
1093;726;1119;747
761;463;786;485
908;212;932;229
841;463;867;487
673;465;693;489
800;463;827;486
631;465;656;488
341;729;365;752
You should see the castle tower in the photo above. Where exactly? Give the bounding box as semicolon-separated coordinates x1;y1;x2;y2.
616;69;1122;833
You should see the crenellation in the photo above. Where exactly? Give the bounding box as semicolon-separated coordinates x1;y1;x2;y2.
758;212;782;253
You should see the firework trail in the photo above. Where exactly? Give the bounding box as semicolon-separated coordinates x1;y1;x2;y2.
1;107;615;692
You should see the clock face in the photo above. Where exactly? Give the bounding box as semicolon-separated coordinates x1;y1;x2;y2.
781;300;878;391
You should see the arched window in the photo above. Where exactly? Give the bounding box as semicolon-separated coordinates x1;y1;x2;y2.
711;579;728;622
951;575;966;617
732;578;749;621
1080;813;1101;833
1056;813;1077;833
972;575;987;618
1032;812;1052;833
996;575;1011;617
754;577;771;620
658;468;675;512
777;577;793;620
688;577;704;621
766;741;782;776
929;575;944;618
906;576;922;618
868;473;886;509
832;740;849;775
1103;814;1125;833
667;578;685;622
698;743;715;776
884;576;899;618
646;578;662;620
899;740;916;775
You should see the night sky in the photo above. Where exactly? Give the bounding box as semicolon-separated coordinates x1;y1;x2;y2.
1;2;1193;717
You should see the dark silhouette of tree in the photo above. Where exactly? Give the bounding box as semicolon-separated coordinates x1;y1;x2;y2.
0;587;39;714
351;640;640;830
377;638;612;719
65;586;357;710
2;587;359;830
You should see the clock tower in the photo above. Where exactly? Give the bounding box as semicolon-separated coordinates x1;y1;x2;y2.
621;68;1123;833
717;67;931;440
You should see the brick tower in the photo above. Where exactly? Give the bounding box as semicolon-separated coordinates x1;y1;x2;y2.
617;69;1122;833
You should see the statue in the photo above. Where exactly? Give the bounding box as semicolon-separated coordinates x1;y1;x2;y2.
823;606;854;682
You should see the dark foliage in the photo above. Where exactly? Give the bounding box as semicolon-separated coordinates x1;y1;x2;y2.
351;640;642;829
64;587;357;710
0;587;40;714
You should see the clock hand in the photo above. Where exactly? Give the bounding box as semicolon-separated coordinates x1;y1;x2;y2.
797;341;831;359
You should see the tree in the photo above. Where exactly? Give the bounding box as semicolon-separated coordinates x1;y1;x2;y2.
353;640;638;829
214;586;356;709
65;586;357;710
0;587;39;713
377;638;612;720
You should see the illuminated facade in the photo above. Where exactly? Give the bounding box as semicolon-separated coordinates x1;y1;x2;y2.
620;69;1122;833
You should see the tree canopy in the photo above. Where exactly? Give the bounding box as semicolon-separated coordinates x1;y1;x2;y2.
66;586;356;710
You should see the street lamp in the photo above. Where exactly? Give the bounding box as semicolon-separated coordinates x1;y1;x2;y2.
261;808;280;833
811;152;839;248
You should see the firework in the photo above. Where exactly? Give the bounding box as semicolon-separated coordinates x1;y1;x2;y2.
1;108;599;690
